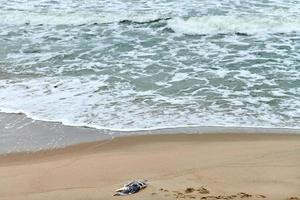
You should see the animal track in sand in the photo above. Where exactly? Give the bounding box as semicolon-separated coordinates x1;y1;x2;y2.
154;186;270;199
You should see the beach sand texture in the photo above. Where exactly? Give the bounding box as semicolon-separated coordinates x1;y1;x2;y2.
0;134;299;200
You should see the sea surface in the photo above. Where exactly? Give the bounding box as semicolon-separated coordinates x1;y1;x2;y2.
0;0;300;132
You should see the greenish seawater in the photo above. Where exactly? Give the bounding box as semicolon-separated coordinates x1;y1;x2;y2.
0;0;299;131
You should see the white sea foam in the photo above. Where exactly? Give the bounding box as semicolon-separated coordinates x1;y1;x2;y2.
168;15;300;35
0;74;299;131
0;11;162;25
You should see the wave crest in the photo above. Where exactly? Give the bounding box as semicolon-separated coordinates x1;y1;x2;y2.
167;16;300;35
2;11;300;36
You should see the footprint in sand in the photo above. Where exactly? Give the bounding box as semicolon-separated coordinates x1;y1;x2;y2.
185;194;196;199
185;188;195;193
159;188;169;192
197;186;210;194
156;186;271;200
237;192;252;198
255;194;266;198
287;197;300;200
185;187;210;194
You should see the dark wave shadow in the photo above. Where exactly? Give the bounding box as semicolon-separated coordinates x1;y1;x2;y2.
118;17;172;25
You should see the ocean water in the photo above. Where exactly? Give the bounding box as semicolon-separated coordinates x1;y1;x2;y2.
0;0;300;132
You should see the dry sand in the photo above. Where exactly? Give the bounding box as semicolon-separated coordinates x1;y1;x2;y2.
0;133;299;200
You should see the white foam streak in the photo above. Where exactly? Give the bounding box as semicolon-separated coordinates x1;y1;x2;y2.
168;16;300;35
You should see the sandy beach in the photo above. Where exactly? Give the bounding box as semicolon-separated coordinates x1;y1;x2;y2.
1;1;300;200
0;133;299;200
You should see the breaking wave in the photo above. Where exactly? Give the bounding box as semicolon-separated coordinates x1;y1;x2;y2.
2;11;300;36
167;15;300;35
0;11;300;35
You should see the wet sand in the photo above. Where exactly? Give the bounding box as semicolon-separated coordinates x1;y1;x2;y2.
0;113;112;154
0;133;299;200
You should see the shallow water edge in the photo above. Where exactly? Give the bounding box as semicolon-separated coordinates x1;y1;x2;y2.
1;112;300;154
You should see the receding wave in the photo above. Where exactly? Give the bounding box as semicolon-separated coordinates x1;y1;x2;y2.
2;11;300;36
167;16;300;35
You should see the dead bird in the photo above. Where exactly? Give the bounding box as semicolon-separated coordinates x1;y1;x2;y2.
114;180;148;196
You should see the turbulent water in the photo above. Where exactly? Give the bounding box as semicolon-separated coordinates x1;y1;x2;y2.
0;0;300;131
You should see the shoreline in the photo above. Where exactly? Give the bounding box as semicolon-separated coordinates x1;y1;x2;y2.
0;133;299;200
1;112;300;154
2;110;300;132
